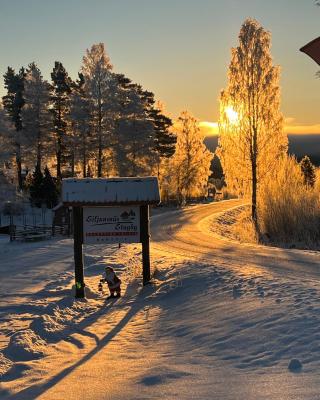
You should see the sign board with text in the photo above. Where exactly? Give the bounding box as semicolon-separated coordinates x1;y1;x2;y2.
83;206;140;244
62;176;160;297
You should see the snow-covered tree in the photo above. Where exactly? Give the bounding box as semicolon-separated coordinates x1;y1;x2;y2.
217;18;287;224
69;73;93;177
81;43;114;177
50;61;72;180
169;111;213;204
112;76;175;177
22;63;51;170
0;107;15;164
259;155;320;245
151;101;176;179
300;155;316;188
2;66;26;190
113;77;157;176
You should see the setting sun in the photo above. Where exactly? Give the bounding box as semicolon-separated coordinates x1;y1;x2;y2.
225;106;239;124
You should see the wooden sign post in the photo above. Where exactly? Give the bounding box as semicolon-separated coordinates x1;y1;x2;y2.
73;206;85;298
62;177;160;298
140;205;150;285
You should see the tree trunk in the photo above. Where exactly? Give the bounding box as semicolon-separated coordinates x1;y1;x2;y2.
157;158;161;196
82;152;86;178
251;127;258;229
97;132;102;177
15;142;23;190
56;133;62;180
97;84;103;178
252;163;257;222
56;102;62;180
71;149;75;177
82;133;87;178
37;130;41;170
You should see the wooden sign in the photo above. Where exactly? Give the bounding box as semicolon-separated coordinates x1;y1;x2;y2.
62;177;160;298
62;177;160;206
83;206;140;244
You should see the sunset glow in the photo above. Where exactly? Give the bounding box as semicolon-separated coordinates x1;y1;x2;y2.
200;120;320;137
0;1;318;129
225;106;239;125
1;2;320;398
199;121;219;136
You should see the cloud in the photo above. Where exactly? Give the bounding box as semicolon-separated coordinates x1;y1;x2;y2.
284;117;295;124
199;119;320;136
284;123;320;134
199;121;219;136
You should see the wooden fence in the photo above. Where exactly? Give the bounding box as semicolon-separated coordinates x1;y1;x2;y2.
9;224;71;242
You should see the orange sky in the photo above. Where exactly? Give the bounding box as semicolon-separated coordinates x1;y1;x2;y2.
0;1;319;136
199;120;320;137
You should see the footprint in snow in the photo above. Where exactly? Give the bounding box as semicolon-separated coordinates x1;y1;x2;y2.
288;359;302;373
233;285;242;299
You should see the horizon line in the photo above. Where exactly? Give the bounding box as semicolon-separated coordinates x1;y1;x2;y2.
200;121;320;136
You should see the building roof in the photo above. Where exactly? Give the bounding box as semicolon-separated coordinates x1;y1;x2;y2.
300;36;320;66
62;177;160;206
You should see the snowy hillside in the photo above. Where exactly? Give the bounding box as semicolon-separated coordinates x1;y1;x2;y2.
1;200;320;399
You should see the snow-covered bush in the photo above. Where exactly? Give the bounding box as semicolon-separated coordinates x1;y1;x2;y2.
259;156;320;248
164;111;213;205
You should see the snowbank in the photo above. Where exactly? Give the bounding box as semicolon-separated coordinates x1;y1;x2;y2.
0;237;143;381
4;330;48;361
2;201;320;398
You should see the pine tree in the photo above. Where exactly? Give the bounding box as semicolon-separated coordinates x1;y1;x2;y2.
217;18;287;225
2;66;25;190
0;107;15;165
23;63;51;170
150;101;176;179
114;79;156;176
29;164;44;207
50;61;72;180
42;166;58;208
169;111;213;204
81;43;114;177
300;155;316;188
152;108;175;159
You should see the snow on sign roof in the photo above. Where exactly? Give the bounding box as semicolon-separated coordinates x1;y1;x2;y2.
62;177;160;206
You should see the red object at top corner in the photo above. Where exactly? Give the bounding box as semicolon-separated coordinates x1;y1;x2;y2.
300;36;320;66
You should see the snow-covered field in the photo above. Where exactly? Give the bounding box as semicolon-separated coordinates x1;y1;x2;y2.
1;199;320;399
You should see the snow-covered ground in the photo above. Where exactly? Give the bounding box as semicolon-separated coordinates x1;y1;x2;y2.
1;199;320;399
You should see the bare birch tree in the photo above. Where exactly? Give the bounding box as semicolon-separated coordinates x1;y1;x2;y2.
217;18;287;225
22;63;51;170
169;111;213;204
81;43;113;177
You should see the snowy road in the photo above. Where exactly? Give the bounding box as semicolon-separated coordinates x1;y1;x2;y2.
2;200;320;399
151;199;320;281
